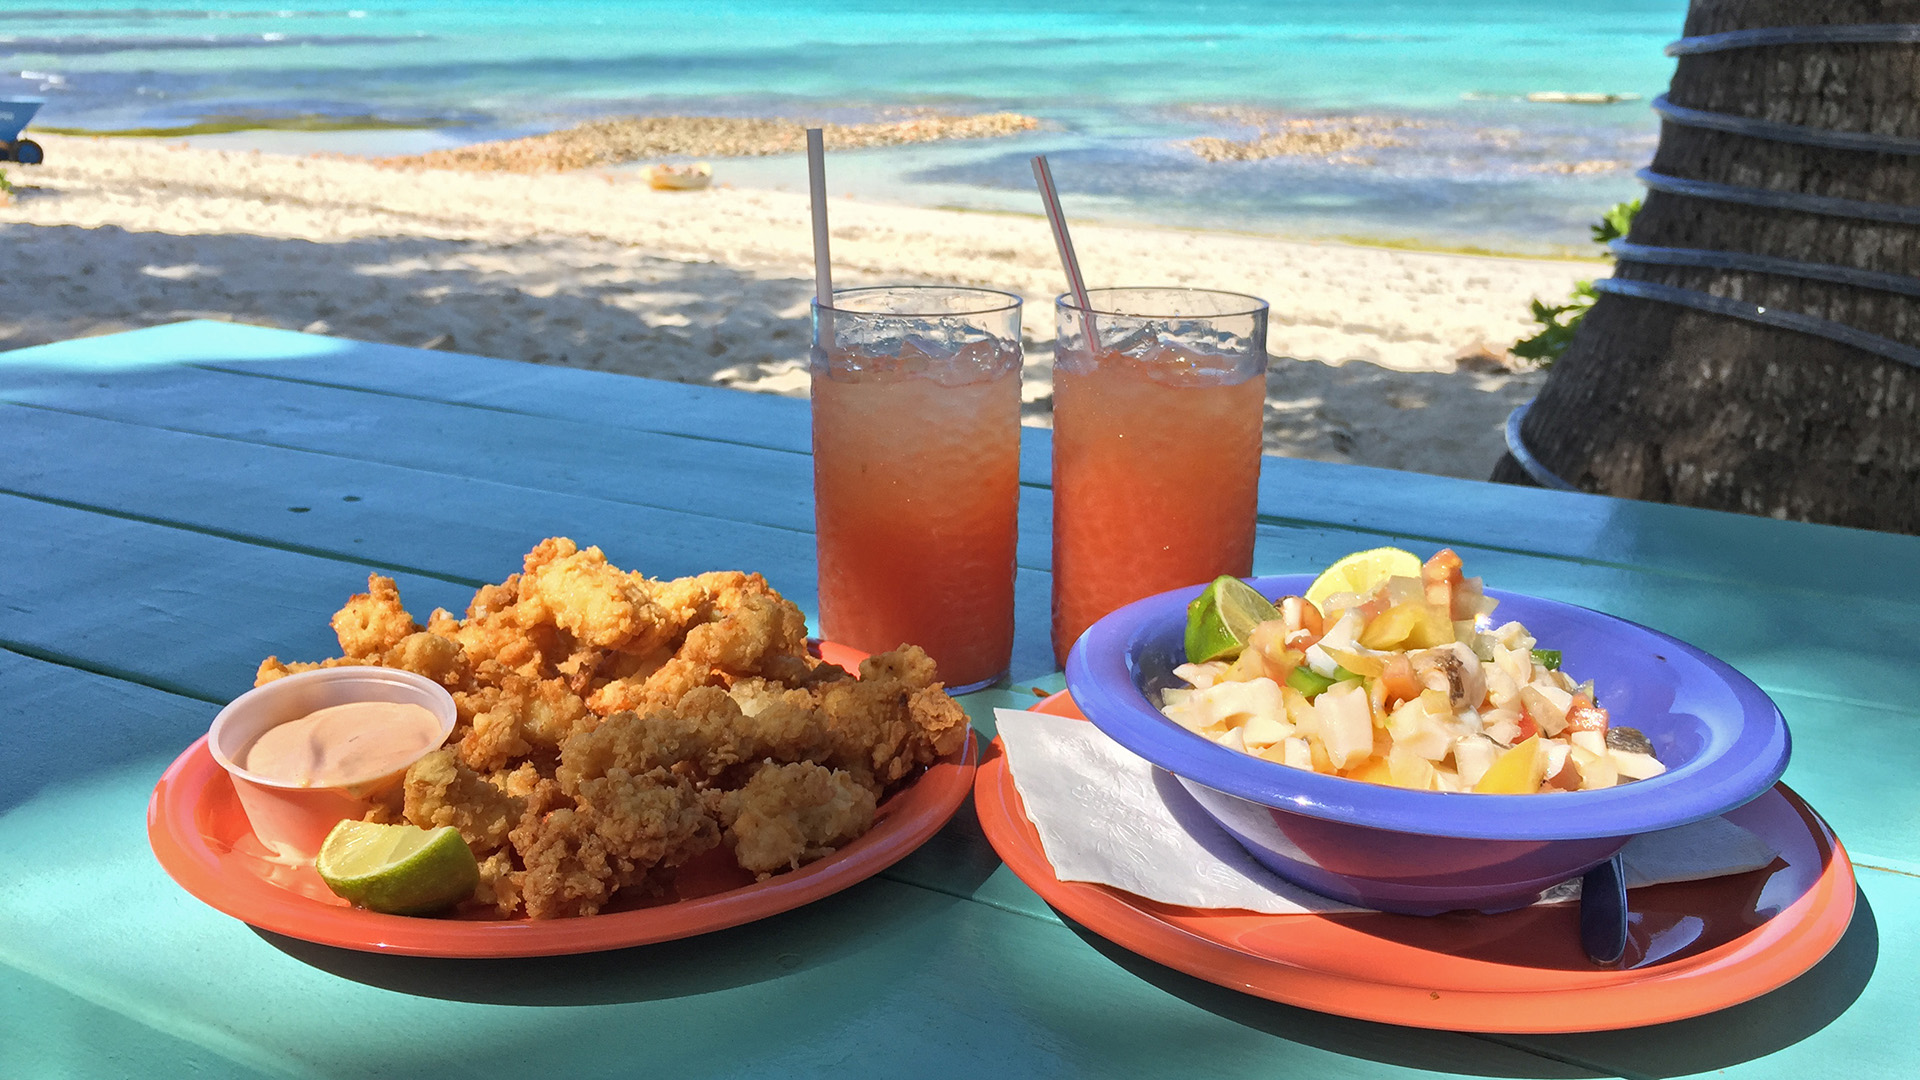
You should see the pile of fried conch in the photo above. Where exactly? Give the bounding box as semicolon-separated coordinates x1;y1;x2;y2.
257;538;970;920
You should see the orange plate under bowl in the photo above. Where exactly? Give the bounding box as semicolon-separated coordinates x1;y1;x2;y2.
972;690;1855;1033
149;642;977;957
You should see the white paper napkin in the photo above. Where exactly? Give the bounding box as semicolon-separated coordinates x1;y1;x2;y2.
995;708;1778;915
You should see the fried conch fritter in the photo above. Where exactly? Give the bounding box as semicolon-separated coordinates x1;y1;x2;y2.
257;538;969;918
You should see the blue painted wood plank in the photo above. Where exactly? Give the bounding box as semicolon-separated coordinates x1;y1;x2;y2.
0;492;1057;701
0;647;217;814
0;319;817;454
0;368;1057;573
1740;693;1916;878
0;404;1061;676
0;365;820;540
6;396;1918;712
1;965;279;1080
1248;452;1920;609
0;321;1044;489
8;321;1914;610
0;495;476;704
0;401;818;589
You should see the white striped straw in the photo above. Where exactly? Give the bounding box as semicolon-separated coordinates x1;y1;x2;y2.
806;128;835;347
1030;154;1098;348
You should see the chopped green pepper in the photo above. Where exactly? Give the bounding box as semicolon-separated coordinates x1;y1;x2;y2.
1285;667;1333;698
1531;648;1562;670
1285;665;1358;700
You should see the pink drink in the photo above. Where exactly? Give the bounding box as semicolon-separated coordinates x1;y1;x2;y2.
812;289;1023;691
1051;290;1269;665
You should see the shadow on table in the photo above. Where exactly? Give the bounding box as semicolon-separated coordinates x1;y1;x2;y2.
256;874;964;1006
1058;885;1878;1078
1500;885;1878;1076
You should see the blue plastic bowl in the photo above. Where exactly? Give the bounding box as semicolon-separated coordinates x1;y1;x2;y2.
1064;575;1791;915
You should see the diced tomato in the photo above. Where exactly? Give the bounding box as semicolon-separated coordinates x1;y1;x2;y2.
1514;713;1538;741
1378;654;1422;705
1545;756;1583;791
1353;592;1391;625
1422;548;1464;612
1565;694;1609;734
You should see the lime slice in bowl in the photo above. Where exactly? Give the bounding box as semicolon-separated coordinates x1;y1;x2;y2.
1304;547;1423;611
1185;575;1280;663
316;820;479;916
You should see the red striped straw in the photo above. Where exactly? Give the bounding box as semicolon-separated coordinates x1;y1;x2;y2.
1030;154;1098;348
807;128;835;347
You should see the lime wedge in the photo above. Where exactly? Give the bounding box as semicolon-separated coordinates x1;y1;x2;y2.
316;820;479;916
1304;547;1423;611
1185;575;1280;663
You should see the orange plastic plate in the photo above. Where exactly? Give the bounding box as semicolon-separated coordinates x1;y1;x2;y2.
149;644;977;957
973;691;1855;1033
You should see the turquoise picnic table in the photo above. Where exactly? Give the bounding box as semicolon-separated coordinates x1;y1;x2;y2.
1;320;1914;1079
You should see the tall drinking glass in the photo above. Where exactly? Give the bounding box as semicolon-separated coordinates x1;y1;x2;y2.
1051;287;1269;666
812;286;1024;692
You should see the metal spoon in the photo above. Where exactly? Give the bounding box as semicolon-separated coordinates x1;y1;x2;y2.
1580;852;1629;965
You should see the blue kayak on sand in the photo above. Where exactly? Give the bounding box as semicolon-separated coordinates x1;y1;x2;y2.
2;99;45;164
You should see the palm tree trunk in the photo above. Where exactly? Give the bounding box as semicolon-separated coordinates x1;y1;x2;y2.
1492;0;1920;534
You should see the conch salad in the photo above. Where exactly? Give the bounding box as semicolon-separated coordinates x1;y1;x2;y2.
1160;549;1666;793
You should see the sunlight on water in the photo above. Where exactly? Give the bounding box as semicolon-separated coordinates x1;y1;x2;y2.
1;0;1687;251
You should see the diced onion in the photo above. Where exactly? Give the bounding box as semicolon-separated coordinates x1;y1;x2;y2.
1612;749;1668;781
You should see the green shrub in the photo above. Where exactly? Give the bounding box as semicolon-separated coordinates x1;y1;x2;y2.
1590;199;1638;245
1512;198;1640;366
0;168;13;198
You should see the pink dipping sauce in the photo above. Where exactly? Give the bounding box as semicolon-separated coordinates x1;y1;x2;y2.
238;701;445;787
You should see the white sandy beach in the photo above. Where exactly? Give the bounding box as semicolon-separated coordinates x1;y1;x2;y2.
0;136;1601;479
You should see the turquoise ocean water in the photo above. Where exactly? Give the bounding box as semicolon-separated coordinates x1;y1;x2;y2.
1;1;1688;252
